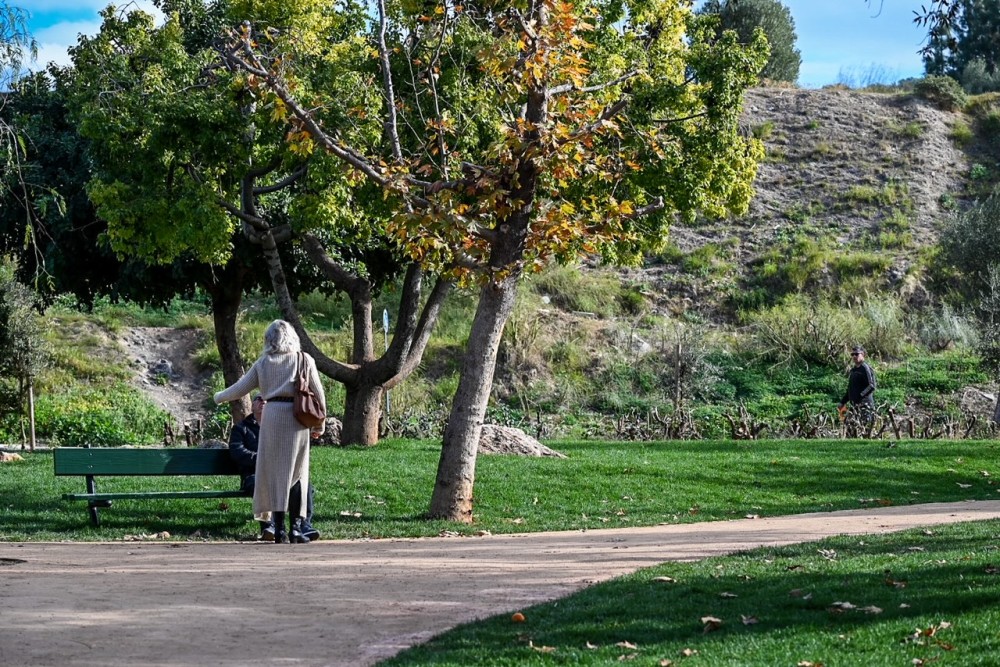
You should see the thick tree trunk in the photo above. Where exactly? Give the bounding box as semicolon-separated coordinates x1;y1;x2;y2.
428;275;519;521
342;381;385;446
205;267;247;422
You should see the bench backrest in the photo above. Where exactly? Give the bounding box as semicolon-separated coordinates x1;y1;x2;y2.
54;447;241;476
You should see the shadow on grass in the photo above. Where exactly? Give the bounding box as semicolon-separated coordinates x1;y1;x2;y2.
385;522;1000;666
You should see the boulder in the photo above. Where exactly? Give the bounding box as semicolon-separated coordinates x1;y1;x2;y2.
478;425;566;458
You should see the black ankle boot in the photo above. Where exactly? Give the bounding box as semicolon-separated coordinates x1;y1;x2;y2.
291;518;311;544
272;512;289;544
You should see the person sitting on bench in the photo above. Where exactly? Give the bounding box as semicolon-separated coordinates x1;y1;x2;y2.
229;393;320;543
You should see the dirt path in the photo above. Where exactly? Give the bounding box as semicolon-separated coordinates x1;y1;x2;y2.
4;500;1000;667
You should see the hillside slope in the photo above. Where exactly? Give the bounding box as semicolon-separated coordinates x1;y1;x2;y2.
636;85;976;321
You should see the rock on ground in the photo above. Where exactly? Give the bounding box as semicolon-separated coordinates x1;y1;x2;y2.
478;425;566;458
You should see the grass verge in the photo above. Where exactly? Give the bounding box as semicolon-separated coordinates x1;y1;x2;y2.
385;520;1000;666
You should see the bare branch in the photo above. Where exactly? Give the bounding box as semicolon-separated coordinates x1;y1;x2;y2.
547;70;640;97
376;0;404;163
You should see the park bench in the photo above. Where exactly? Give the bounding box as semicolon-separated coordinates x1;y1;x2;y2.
54;446;246;526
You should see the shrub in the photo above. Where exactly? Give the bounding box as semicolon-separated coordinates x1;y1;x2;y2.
745;296;862;368
18;383;169;446
913;76;968;111
961;58;1000;95
916;303;979;352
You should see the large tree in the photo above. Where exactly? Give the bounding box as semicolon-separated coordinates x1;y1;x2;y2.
223;0;767;521
70;1;451;440
920;0;1000;87
697;0;798;83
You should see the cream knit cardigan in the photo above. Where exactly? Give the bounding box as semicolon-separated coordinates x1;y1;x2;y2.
214;352;326;520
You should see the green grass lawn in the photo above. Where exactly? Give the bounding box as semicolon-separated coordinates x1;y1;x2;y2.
4;438;1000;665
2;438;999;541
385;520;1000;666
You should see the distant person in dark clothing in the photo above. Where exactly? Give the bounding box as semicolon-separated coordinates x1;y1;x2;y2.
839;345;876;424
229;394;320;542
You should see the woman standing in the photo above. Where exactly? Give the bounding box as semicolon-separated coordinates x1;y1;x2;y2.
214;320;326;543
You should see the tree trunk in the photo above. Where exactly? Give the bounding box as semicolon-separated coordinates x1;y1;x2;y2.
342;381;384;446
428;275;519;521
205;266;247;422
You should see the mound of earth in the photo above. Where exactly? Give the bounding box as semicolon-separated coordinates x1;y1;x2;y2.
119;327;216;429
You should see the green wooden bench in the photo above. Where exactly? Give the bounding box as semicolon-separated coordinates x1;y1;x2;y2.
54;447;247;526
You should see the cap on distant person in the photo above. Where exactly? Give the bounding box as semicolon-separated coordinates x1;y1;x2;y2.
851;345;865;355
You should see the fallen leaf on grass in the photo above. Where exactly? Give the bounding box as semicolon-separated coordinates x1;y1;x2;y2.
652;576;676;583
659;660;673;666
957;483;972;489
818;549;837;560
985;564;1000;574
789;589;812;600
529;641;555;653
680;648;698;657
585;642;599;650
859;606;883;615
615;641;638;650
719;592;738;599
796;662;824;667
339;510;362;518
617;653;638;661
745;514;760;519
741;615;759;625
701;616;723;633
828;601;856;613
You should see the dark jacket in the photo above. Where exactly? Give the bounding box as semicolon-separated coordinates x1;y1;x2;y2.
842;362;876;406
228;415;259;479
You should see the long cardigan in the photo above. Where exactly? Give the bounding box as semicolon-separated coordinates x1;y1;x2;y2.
214;351;326;520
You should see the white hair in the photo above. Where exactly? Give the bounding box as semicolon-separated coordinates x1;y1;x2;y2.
263;320;301;355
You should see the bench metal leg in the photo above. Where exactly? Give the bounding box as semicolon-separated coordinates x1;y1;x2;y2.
86;474;101;526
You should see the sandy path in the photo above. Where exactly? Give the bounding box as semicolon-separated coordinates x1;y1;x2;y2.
4;500;1000;667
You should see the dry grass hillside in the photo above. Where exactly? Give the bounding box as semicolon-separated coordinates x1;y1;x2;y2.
625;84;990;322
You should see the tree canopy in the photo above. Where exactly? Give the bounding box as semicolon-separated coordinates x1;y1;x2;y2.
222;0;767;520
921;0;1000;91
697;0;798;83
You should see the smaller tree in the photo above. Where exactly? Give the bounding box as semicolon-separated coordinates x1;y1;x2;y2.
699;0;799;83
0;255;49;448
940;188;1000;417
919;0;1000;91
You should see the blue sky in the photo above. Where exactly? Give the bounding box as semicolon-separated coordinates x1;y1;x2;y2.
20;0;931;88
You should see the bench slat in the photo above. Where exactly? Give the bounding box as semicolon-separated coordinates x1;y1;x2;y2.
54;447;241;476
63;490;248;501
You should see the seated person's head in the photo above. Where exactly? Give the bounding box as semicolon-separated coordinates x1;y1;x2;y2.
252;394;266;421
